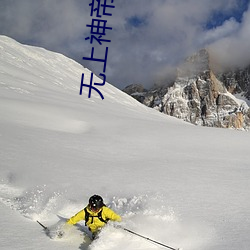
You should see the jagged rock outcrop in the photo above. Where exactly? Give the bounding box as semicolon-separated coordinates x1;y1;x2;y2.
123;49;250;130
123;84;147;103
217;66;250;99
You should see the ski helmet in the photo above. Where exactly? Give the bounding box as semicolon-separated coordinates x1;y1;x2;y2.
89;195;104;210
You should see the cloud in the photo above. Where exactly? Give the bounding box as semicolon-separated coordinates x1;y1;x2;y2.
200;18;240;45
0;1;91;56
209;4;250;69
0;0;249;89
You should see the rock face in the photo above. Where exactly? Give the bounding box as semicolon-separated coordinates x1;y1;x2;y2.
123;84;147;103
124;49;250;130
217;66;250;100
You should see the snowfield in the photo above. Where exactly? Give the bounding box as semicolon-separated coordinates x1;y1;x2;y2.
0;36;250;250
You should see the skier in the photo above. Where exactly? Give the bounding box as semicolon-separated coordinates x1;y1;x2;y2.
66;194;122;239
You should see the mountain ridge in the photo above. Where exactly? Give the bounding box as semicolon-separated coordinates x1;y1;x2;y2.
123;48;250;130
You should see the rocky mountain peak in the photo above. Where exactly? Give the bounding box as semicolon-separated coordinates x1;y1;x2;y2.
177;48;210;78
123;49;250;130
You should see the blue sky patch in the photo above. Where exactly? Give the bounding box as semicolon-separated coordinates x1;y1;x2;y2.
126;15;147;28
206;0;249;29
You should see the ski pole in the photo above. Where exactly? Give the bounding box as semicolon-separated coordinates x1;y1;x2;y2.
122;227;180;250
37;220;48;231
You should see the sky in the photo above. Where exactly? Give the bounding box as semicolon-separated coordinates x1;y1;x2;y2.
0;0;249;89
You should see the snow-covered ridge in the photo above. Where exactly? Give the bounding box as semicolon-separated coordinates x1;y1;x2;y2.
0;35;146;107
0;35;155;134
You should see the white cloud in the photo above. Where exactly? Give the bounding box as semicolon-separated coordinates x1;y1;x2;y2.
0;0;249;88
200;17;240;45
209;5;250;68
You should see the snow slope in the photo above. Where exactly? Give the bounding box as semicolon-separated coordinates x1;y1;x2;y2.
0;35;250;250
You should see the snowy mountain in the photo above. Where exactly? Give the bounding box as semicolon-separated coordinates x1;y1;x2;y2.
1;36;250;250
124;49;250;130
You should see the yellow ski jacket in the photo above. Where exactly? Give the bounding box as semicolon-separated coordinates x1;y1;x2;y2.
67;206;121;233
